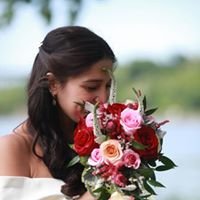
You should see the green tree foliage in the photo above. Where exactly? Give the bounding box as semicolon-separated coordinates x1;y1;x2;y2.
0;0;98;27
0;83;26;114
115;56;200;114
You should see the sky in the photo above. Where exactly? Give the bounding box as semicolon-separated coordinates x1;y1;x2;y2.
0;0;200;77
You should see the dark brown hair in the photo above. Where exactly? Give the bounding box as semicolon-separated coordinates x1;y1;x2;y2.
26;26;116;197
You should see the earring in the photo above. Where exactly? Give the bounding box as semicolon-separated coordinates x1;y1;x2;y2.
49;89;57;106
51;93;57;106
52;97;57;106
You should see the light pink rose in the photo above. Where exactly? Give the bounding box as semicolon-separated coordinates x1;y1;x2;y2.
85;113;94;127
88;148;103;166
100;139;123;164
122;149;141;169
120;107;143;135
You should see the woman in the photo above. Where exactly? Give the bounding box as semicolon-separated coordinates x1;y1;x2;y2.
0;26;116;200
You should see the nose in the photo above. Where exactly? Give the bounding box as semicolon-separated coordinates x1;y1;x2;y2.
94;88;108;103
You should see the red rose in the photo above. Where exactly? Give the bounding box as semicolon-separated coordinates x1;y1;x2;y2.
74;121;98;156
133;125;159;160
127;102;139;110
99;103;126;139
106;103;127;116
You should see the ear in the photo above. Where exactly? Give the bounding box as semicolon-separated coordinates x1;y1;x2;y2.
46;72;60;96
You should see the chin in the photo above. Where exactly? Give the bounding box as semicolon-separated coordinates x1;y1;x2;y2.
72;114;83;123
70;110;88;123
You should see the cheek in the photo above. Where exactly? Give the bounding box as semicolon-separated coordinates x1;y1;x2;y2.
57;88;94;122
66;100;81;120
56;82;102;121
56;88;81;121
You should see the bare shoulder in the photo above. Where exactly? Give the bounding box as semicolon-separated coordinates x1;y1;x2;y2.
0;132;32;176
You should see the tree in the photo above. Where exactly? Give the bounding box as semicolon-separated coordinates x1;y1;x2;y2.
0;0;97;27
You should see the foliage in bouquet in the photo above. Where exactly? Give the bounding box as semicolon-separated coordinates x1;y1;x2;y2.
68;70;176;200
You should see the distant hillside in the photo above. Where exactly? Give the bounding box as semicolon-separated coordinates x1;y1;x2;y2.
115;56;200;114
0;56;199;115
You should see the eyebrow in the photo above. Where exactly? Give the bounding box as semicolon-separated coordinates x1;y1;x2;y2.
83;79;111;83
83;79;102;83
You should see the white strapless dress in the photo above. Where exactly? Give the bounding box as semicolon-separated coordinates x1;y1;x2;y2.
0;176;67;200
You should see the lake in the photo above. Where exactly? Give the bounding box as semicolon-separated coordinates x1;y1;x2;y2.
0;114;200;200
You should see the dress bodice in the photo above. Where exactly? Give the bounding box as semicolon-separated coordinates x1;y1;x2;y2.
0;176;67;200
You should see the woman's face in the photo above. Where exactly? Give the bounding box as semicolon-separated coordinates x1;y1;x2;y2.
55;59;113;122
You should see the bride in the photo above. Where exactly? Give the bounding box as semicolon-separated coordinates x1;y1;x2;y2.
0;26;116;200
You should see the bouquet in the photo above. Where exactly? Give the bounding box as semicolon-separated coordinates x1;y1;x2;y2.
68;70;176;200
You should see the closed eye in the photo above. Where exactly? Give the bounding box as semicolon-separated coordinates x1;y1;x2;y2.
81;84;100;92
85;86;99;91
106;80;112;89
81;79;111;92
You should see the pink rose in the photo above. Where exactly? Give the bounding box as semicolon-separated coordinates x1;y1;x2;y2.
85;113;94;127
120;107;143;135
113;173;127;187
100;139;123;164
122;149;141;169
105;120;116;132
88;148;103;166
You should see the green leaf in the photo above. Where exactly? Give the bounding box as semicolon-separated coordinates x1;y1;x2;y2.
66;155;80;168
142;95;147;111
155;165;174;171
148;160;157;167
145;107;158;115
132;140;146;150
93;187;110;200
82;167;97;184
80;156;89;166
134;193;152;200
148;179;165;188
68;143;73;149
159;155;177;168
137;168;154;179
143;180;157;195
98;192;110;200
93;187;102;193
132;87;139;96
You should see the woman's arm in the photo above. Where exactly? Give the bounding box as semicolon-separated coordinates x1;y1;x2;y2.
0;134;30;176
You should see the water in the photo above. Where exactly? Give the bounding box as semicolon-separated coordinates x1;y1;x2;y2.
0;114;200;200
155;116;200;200
0;114;27;134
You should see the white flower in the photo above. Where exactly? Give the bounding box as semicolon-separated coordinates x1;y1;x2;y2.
109;191;134;200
